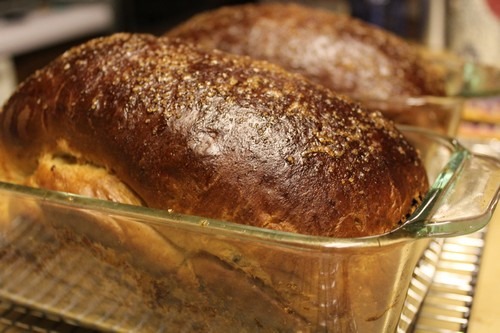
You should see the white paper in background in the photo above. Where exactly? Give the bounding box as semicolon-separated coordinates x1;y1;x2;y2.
0;57;16;107
447;0;500;67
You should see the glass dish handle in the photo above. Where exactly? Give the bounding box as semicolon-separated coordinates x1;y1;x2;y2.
401;152;500;238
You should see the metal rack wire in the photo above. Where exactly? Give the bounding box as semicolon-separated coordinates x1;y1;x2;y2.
0;300;97;333
412;228;486;333
0;215;166;333
0;226;487;332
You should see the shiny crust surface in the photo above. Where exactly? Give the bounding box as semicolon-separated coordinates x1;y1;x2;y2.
167;3;445;99
0;33;428;237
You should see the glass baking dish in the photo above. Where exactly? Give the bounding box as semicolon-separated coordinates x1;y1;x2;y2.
356;95;463;136
353;52;500;137
0;126;498;333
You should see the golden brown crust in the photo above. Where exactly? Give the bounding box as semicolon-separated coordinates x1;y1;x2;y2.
0;33;428;237
166;2;446;99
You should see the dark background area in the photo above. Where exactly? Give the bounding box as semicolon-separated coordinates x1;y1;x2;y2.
11;0;257;82
116;0;256;34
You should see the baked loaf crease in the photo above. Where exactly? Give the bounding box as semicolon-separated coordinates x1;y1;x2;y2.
166;2;446;99
0;33;428;238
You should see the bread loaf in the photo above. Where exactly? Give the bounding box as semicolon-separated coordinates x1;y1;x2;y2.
0;33;428;238
166;3;446;99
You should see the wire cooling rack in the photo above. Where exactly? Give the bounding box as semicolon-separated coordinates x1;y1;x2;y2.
411;228;487;333
401;228;486;333
0;226;487;333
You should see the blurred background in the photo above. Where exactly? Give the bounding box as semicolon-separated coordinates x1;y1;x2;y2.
0;0;499;140
1;0;499;81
